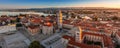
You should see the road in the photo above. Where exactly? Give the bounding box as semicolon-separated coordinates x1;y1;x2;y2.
0;37;6;48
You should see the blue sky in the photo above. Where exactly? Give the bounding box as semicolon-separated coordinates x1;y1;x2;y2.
0;0;120;8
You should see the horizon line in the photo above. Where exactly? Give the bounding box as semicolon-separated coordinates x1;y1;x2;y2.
1;7;120;9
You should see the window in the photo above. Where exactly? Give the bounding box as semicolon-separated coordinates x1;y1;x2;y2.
77;33;79;35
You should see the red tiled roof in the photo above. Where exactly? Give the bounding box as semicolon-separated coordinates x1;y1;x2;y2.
82;32;103;39
63;31;114;48
82;32;114;48
63;35;101;48
103;36;114;48
31;18;42;24
43;22;53;27
117;32;120;37
68;40;101;48
0;17;10;21
28;25;39;29
63;20;71;24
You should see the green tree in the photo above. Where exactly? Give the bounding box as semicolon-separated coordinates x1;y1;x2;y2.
16;23;22;27
10;20;17;24
78;16;82;19
92;16;98;21
41;15;45;18
16;17;21;22
29;41;44;48
112;16;118;20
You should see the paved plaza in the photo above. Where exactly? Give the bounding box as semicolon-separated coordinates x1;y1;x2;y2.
0;30;30;48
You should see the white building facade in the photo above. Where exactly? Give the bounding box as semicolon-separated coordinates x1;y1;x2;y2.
0;25;16;33
42;26;53;35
